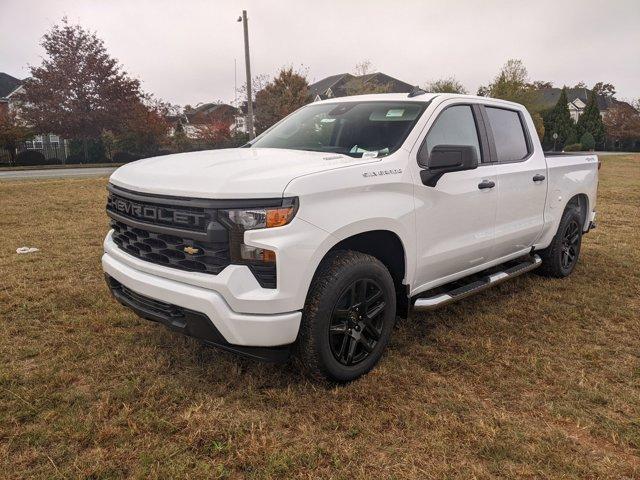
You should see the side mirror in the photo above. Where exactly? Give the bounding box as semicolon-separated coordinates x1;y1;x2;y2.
419;144;479;187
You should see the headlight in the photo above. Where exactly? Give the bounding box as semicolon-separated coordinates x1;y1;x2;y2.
220;198;298;266
220;199;298;231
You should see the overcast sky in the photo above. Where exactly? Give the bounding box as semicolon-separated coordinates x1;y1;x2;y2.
1;0;639;107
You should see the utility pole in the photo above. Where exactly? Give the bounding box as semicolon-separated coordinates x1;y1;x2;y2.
238;10;255;139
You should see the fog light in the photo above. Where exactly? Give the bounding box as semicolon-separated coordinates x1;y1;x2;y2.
240;244;276;262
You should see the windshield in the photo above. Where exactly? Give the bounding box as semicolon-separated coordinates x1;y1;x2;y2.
249;101;429;158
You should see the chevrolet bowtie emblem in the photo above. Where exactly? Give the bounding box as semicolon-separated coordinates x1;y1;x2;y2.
183;246;200;255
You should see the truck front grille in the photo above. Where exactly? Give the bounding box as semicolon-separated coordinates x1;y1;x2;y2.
106;184;277;288
111;220;230;274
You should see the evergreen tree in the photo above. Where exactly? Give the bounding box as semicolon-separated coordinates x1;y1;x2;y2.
543;88;575;150
576;90;605;147
254;68;310;135
580;132;596;151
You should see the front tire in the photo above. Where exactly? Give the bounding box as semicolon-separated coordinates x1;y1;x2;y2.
537;206;583;278
296;250;396;383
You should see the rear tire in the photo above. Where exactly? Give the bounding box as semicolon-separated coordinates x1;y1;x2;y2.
537;206;583;278
296;250;396;383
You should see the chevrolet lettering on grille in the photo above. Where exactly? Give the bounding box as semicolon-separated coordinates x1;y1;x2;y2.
109;195;207;228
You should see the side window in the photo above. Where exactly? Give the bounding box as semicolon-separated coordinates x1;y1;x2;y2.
422;105;481;166
485;107;529;162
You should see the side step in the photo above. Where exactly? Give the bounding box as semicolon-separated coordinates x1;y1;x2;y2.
412;254;542;311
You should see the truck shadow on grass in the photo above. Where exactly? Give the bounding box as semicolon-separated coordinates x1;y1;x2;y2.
138;270;552;389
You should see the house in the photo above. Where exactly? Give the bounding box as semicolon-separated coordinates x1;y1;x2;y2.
0;72;22;117
533;87;633;122
171;102;244;138
234;101;257;135
309;72;415;101
0;72;69;163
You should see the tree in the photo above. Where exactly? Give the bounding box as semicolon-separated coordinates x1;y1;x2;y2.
478;59;545;140
576;90;605;147
236;73;270;103
603;104;640;150
19;19;142;160
580;132;595;151
354;60;374;76
190;121;232;149
592;82;616;98
425;77;467;94
478;59;536;107
341;60;392;96
113;98;171;156
543;87;576;150
0;110;32;165
254;68;310;134
343;78;392;96
530;80;554;89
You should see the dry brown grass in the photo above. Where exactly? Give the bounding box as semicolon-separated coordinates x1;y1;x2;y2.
1;155;639;479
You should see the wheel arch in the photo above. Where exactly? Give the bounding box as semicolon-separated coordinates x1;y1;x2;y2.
314;229;410;319
566;193;590;230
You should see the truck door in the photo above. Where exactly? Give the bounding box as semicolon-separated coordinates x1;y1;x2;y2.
412;102;498;290
481;105;547;260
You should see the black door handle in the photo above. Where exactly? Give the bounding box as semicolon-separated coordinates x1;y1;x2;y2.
478;180;495;190
533;174;546;182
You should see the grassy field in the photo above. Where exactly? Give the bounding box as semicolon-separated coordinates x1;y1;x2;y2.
0;163;124;171
1;155;638;479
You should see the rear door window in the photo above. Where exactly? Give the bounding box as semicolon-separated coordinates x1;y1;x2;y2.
485;107;529;162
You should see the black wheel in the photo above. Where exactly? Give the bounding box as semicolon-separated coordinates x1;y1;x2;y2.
296;250;396;382
537;206;583;278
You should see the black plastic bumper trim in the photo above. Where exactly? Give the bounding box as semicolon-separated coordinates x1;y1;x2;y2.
105;275;291;362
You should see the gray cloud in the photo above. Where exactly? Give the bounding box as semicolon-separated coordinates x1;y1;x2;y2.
1;0;638;106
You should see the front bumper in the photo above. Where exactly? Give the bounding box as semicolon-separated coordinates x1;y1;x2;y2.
102;247;302;349
105;275;291;361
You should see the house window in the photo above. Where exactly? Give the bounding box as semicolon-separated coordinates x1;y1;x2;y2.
33;135;43;149
49;134;60;146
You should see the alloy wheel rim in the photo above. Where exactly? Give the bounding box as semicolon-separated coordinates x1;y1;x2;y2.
328;278;387;366
561;219;580;269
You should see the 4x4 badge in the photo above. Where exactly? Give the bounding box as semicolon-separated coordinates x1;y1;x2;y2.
183;246;200;255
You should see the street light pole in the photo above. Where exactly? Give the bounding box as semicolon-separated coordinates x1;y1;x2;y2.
238;10;255;139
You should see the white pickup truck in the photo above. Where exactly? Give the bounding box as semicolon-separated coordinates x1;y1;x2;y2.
103;92;598;382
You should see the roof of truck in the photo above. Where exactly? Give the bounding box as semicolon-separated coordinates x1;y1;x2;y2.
312;92;525;109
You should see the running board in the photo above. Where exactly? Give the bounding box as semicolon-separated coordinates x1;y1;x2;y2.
413;254;542;311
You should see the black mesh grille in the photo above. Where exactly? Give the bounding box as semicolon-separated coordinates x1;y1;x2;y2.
106;186;277;288
111;220;230;274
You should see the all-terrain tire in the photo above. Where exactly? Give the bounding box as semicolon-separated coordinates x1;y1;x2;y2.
296;250;396;383
537;206;583;278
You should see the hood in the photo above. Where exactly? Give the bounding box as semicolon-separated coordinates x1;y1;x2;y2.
109;148;377;198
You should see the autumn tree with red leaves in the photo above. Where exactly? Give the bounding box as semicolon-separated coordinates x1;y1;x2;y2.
19;19;143;161
603;104;640;150
110;98;172;157
0;110;32;165
191;121;232;147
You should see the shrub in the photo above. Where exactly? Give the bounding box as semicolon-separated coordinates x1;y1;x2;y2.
580;132;596;151
154;149;173;157
112;151;143;163
564;143;583;152
69;138;106;163
65;154;84;164
15;150;47;166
